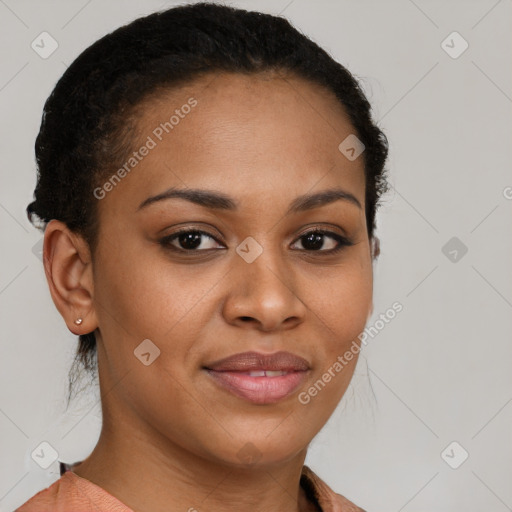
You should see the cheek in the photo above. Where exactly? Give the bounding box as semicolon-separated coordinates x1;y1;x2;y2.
305;258;373;346
295;271;372;432
93;244;218;341
333;273;372;345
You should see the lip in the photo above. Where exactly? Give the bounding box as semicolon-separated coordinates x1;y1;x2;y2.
204;351;310;405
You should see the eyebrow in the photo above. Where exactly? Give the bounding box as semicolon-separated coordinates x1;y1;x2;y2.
137;186;362;214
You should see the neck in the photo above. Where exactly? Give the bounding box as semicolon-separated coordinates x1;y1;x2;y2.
72;414;315;512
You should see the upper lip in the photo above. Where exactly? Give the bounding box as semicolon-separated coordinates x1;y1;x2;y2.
204;351;310;372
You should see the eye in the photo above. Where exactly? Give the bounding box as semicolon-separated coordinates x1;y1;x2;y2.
291;229;354;254
159;227;354;255
159;229;224;252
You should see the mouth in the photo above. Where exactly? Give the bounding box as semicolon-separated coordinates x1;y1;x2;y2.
203;351;310;405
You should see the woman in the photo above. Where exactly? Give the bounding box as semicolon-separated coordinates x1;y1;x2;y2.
17;2;388;511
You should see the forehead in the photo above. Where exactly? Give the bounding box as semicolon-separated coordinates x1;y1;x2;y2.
98;71;366;218
139;70;356;155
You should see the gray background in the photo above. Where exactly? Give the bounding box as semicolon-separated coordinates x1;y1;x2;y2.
1;1;511;511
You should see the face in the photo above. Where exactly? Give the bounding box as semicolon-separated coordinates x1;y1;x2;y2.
90;71;373;466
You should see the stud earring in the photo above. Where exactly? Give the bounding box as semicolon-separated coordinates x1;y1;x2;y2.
74;318;83;326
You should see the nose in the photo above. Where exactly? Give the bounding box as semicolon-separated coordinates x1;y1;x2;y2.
222;247;307;332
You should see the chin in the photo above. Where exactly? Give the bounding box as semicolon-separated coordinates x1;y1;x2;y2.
207;433;310;469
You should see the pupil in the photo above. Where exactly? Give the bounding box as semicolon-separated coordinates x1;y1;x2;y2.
303;232;323;250
180;232;202;249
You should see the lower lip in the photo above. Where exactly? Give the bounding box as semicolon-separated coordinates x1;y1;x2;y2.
205;370;308;405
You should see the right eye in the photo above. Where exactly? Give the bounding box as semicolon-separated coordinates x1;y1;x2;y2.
159;229;225;252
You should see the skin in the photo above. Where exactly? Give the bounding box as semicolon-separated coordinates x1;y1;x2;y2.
44;71;376;512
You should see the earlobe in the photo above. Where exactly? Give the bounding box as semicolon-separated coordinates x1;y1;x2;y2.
43;220;98;336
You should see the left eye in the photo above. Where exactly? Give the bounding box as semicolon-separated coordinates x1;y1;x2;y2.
291;230;352;253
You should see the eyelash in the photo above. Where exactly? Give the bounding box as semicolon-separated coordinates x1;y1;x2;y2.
159;227;354;255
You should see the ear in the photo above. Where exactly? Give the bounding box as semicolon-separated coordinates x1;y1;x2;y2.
370;235;380;260
367;235;380;321
43;220;98;336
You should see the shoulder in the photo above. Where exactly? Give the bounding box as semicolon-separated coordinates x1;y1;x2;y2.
14;471;132;512
301;465;367;512
15;472;73;512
